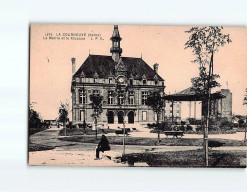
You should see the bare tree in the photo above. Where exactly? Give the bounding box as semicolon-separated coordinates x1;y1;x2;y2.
185;26;231;166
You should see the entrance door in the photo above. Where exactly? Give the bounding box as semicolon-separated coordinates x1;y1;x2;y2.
118;111;124;124
108;111;114;124
128;111;134;124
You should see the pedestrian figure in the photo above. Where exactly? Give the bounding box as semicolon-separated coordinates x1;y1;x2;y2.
95;135;110;160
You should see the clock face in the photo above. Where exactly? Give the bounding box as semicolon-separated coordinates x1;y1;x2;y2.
118;77;124;83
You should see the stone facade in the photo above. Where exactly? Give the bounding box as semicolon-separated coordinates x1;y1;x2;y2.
71;79;165;126
71;25;165;127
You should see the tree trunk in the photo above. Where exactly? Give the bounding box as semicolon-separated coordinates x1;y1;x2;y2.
122;115;126;155
204;91;210;167
157;113;160;144
95;117;98;140
204;53;213;167
64;121;66;136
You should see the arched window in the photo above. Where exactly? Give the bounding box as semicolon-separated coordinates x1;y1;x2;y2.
108;111;114;124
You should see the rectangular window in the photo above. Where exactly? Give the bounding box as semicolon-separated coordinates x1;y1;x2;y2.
142;111;147;121
129;91;134;105
109;78;113;84
108;91;113;105
79;90;87;104
143;79;147;85
83;93;87;104
119;94;124;105
129;79;133;86
142;91;148;105
80;110;84;121
117;90;125;105
73;93;76;104
79;91;82;104
94;78;99;83
129;96;134;105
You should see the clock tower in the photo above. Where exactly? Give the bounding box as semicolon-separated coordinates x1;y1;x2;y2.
110;25;122;62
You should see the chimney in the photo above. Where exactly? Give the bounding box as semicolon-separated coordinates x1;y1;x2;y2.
153;63;159;73
71;57;76;75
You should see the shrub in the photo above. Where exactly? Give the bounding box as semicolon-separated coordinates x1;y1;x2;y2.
219;119;233;130
158;122;172;131
78;124;83;128
186;125;193;131
238;119;245;128
196;126;203;131
179;125;185;131
66;122;73;128
208;140;224;148
181;121;186;125
29;127;46;136
147;123;156;129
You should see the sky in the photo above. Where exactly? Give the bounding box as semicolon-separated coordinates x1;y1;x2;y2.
30;24;247;120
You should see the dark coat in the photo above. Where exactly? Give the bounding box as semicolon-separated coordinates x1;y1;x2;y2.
97;136;110;151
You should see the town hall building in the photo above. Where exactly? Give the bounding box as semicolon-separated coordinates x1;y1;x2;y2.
71;25;165;127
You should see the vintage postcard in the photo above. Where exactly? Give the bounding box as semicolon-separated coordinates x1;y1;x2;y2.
29;24;247;167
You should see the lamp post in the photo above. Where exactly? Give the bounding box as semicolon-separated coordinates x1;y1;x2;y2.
82;82;86;134
95;113;98;140
122;86;129;155
116;81;128;155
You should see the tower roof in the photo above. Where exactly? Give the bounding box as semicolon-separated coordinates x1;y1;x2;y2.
164;87;225;101
110;25;122;57
111;25;121;40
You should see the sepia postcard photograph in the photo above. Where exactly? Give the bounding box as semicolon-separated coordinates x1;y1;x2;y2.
29;24;247;167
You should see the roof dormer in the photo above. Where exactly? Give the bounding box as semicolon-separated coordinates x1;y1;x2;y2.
142;74;147;85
